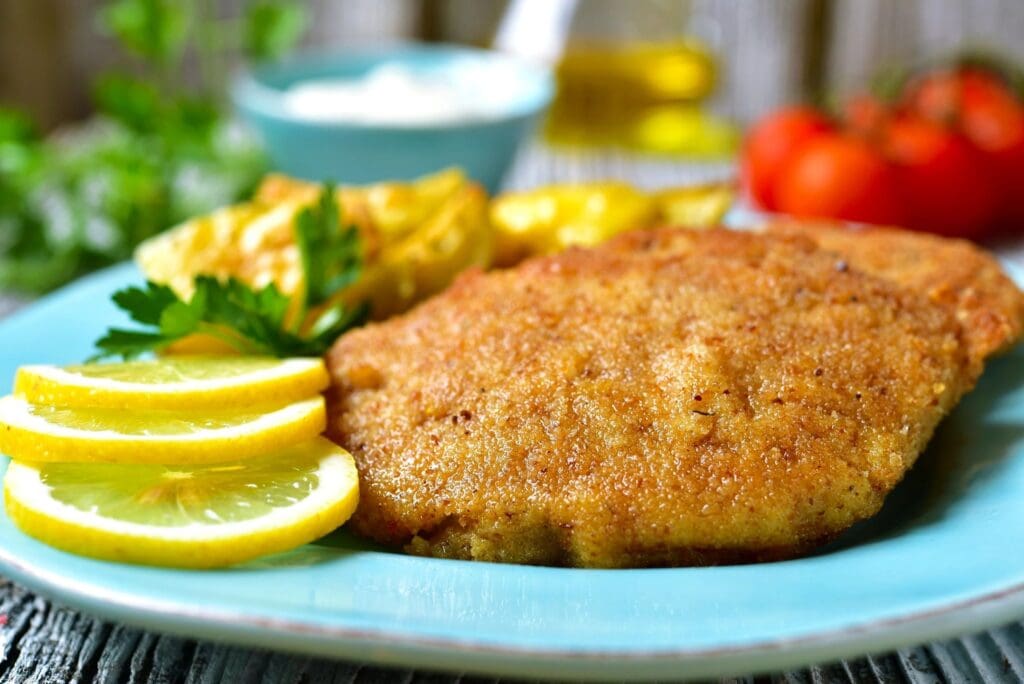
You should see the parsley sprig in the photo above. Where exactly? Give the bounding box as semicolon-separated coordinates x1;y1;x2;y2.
93;185;367;359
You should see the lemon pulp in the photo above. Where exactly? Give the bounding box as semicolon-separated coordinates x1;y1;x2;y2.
0;394;326;464
27;404;272;436
38;454;320;526
4;437;361;567
64;357;281;383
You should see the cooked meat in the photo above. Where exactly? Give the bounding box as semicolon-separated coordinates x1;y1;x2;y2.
325;227;1024;568
764;220;1024;366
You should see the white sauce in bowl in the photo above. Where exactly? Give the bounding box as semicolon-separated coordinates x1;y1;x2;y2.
282;61;528;126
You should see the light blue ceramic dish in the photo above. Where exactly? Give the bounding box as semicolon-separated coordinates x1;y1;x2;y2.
0;259;1022;681
232;44;553;192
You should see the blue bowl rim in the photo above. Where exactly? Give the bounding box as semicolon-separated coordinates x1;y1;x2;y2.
231;42;555;131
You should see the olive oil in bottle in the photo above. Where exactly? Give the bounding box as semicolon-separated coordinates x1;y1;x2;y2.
543;1;737;157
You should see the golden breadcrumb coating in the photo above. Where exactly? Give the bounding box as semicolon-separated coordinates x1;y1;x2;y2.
764;220;1024;366
326;227;1023;567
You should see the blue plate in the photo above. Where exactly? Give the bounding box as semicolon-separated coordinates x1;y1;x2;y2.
0;261;1022;681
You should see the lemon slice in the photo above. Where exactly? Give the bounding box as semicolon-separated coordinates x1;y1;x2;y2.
15;357;329;410
0;395;325;464
4;437;359;568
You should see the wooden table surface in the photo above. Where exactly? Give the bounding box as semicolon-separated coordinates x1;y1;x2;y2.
0;145;1023;683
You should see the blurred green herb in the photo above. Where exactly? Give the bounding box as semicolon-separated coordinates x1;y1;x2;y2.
99;0;190;67
244;0;308;61
0;0;309;294
95;185;368;359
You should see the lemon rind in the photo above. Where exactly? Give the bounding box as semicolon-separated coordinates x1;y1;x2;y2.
14;358;329;410
0;395;326;464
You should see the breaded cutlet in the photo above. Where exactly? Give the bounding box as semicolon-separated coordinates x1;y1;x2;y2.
325;227;1024;567
764;220;1024;365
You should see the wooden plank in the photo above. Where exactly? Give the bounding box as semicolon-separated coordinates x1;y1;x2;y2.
827;0;1024;96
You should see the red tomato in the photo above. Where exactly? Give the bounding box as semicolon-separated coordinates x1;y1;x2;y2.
901;68;1008;121
741;107;833;210
901;68;961;122
957;76;1024;228
843;94;890;138
986;132;1024;229
884;117;998;238
774;133;904;225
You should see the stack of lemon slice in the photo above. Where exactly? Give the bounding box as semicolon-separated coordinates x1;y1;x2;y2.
0;357;359;568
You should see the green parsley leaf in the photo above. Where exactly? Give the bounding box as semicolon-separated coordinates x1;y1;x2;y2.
92;329;175;361
111;281;179;325
93;184;367;360
294;184;363;310
306;301;371;348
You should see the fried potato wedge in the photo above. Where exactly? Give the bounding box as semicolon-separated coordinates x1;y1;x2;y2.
136;168;493;327
490;181;734;266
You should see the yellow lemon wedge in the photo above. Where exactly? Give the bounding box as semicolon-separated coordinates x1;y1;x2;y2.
3;437;359;568
14;357;329;410
0;395;325;464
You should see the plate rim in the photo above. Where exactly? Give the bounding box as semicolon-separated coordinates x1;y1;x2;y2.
2;506;1024;681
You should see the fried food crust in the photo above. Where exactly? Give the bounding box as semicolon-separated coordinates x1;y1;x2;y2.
764;220;1024;366
326;228;1020;567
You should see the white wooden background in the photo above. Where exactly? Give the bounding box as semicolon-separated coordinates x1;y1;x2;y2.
3;1;1024;128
